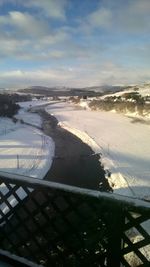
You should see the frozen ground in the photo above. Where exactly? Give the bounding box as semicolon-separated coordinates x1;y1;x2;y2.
15;100;59;127
0;107;54;218
0;101;55;179
15;100;53;127
46;102;150;200
0;125;54;178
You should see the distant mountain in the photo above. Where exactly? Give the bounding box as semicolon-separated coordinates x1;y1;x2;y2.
18;86;103;97
18;84;128;97
82;85;126;93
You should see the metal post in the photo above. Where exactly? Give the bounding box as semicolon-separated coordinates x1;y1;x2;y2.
107;205;124;267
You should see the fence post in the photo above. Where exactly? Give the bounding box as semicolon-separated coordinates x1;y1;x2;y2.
107;205;125;267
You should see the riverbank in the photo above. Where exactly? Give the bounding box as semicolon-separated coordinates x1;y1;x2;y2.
37;109;112;192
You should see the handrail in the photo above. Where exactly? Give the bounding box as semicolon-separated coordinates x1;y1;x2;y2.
0;171;150;267
0;249;43;267
0;170;150;211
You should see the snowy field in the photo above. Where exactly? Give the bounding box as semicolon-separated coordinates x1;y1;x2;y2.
15;100;59;127
15;100;53;127
0;126;54;178
46;102;150;200
0;106;55;218
0;100;55;179
15;108;42;128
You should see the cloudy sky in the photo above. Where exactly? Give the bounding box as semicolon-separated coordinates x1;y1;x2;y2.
0;0;150;88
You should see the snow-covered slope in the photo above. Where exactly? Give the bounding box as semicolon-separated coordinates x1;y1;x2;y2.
0;109;55;218
46;102;150;200
101;84;150;99
0;126;54;178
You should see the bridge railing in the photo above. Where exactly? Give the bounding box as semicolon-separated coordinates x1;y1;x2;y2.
0;172;150;267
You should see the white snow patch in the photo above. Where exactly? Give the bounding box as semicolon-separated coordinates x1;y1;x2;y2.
79;100;90;110
15;108;42;127
18;100;52;109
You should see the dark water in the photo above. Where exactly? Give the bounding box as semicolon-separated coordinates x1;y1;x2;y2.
40;110;112;192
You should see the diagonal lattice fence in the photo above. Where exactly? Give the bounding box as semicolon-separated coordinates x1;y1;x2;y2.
0;173;150;267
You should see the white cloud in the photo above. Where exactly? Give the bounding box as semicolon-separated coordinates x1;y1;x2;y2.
0;0;68;20
0;0;149;88
0;11;69;60
80;0;150;34
39;30;69;46
87;8;112;28
0;62;150;89
79;7;112;33
0;38;30;58
0;68;74;88
128;0;150;14
0;11;48;37
24;0;67;20
116;0;150;33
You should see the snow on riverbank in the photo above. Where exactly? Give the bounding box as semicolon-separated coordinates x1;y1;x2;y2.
15;100;59;127
0;126;54;179
15;100;48;127
0;107;55;219
46;102;150;200
0;103;55;179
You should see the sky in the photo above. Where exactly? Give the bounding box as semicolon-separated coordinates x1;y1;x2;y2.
0;0;150;88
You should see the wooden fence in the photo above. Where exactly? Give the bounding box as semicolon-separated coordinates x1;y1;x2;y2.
0;173;150;267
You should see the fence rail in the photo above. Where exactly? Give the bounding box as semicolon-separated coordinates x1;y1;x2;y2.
0;172;150;267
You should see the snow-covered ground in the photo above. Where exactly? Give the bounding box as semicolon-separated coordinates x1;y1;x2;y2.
46;102;150;200
15;107;42;128
18;99;52;109
15;100;52;127
0;101;55;179
1;98;149;201
15;100;59;127
0;124;54;219
0;104;55;219
0;126;54;178
101;85;150;99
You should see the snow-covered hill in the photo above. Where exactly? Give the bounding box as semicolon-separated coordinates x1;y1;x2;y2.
101;84;150;99
79;84;150;121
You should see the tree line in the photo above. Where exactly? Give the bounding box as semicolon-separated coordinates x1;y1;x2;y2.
0;94;20;117
89;92;150;116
